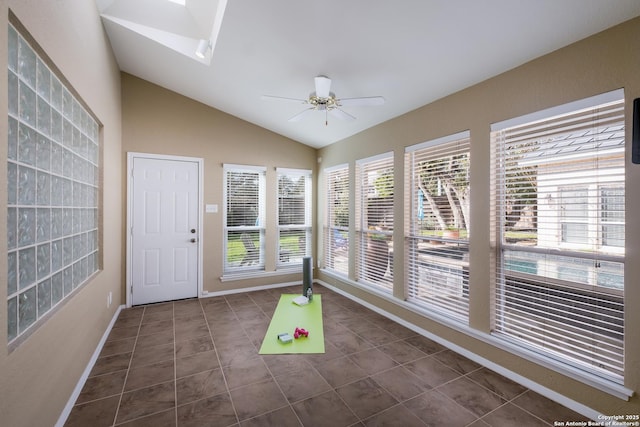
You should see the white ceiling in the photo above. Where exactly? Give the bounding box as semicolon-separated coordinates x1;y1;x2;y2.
96;0;640;149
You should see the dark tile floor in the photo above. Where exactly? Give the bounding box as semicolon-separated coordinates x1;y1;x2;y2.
65;284;589;426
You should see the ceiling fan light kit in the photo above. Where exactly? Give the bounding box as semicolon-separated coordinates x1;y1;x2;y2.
262;75;385;125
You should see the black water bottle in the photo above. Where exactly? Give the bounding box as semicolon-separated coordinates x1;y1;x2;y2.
302;256;312;297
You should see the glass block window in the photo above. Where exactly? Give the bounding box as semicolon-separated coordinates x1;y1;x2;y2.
7;23;101;344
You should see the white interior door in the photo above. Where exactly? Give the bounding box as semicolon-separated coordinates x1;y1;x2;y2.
129;154;201;305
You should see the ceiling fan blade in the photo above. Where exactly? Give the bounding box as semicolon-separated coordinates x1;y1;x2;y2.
261;95;307;104
329;108;356;121
314;75;331;98
288;108;315;122
337;96;385;107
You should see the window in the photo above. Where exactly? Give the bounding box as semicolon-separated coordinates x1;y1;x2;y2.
559;187;588;244
491;89;625;382
7;22;101;344
600;187;624;248
323;164;349;276
224;165;265;273
277;168;312;267
405;131;470;322
356;153;393;292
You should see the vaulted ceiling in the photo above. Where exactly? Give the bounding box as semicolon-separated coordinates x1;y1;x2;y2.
96;0;640;148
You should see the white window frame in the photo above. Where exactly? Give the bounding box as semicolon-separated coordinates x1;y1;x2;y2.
355;152;394;293
491;89;625;383
404;131;471;323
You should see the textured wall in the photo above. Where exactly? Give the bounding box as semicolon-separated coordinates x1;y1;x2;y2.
121;74;317;293
0;1;123;426
318;16;640;417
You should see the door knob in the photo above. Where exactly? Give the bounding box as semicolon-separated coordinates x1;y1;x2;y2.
191;229;196;234
190;238;197;243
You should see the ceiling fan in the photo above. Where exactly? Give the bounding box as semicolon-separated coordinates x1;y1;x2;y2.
261;75;385;125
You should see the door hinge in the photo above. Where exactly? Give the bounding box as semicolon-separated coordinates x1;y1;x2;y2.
130;285;133;295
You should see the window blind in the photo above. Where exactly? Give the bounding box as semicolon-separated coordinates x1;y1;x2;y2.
224;165;265;272
323;164;349;276
356;153;393;292
491;91;625;382
405;132;470;322
277;168;312;266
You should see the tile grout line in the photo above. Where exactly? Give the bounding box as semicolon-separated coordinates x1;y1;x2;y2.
244;286;330;425
225;292;295;423
173;302;178;427
324;299;453;424
301;292;367;425
430;385;485;424
86;287;585;426
505;389;554;426
259;352;307;425
113;305;176;426
201;297;241;425
110;306;145;427
454;364;549;426
199;293;404;423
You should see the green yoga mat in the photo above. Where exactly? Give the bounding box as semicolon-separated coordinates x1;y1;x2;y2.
259;294;325;354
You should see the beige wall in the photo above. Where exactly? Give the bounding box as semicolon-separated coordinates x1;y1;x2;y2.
0;1;638;424
0;1;123;426
121;74;318;294
317;17;640;416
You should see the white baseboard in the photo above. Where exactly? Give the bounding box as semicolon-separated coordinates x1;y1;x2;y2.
55;305;124;427
55;281;301;425
315;279;603;421
200;280;300;298
58;279;604;423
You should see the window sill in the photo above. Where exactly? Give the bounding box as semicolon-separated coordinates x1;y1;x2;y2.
220;267;302;282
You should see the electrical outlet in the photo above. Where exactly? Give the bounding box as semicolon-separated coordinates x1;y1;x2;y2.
107;291;112;308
